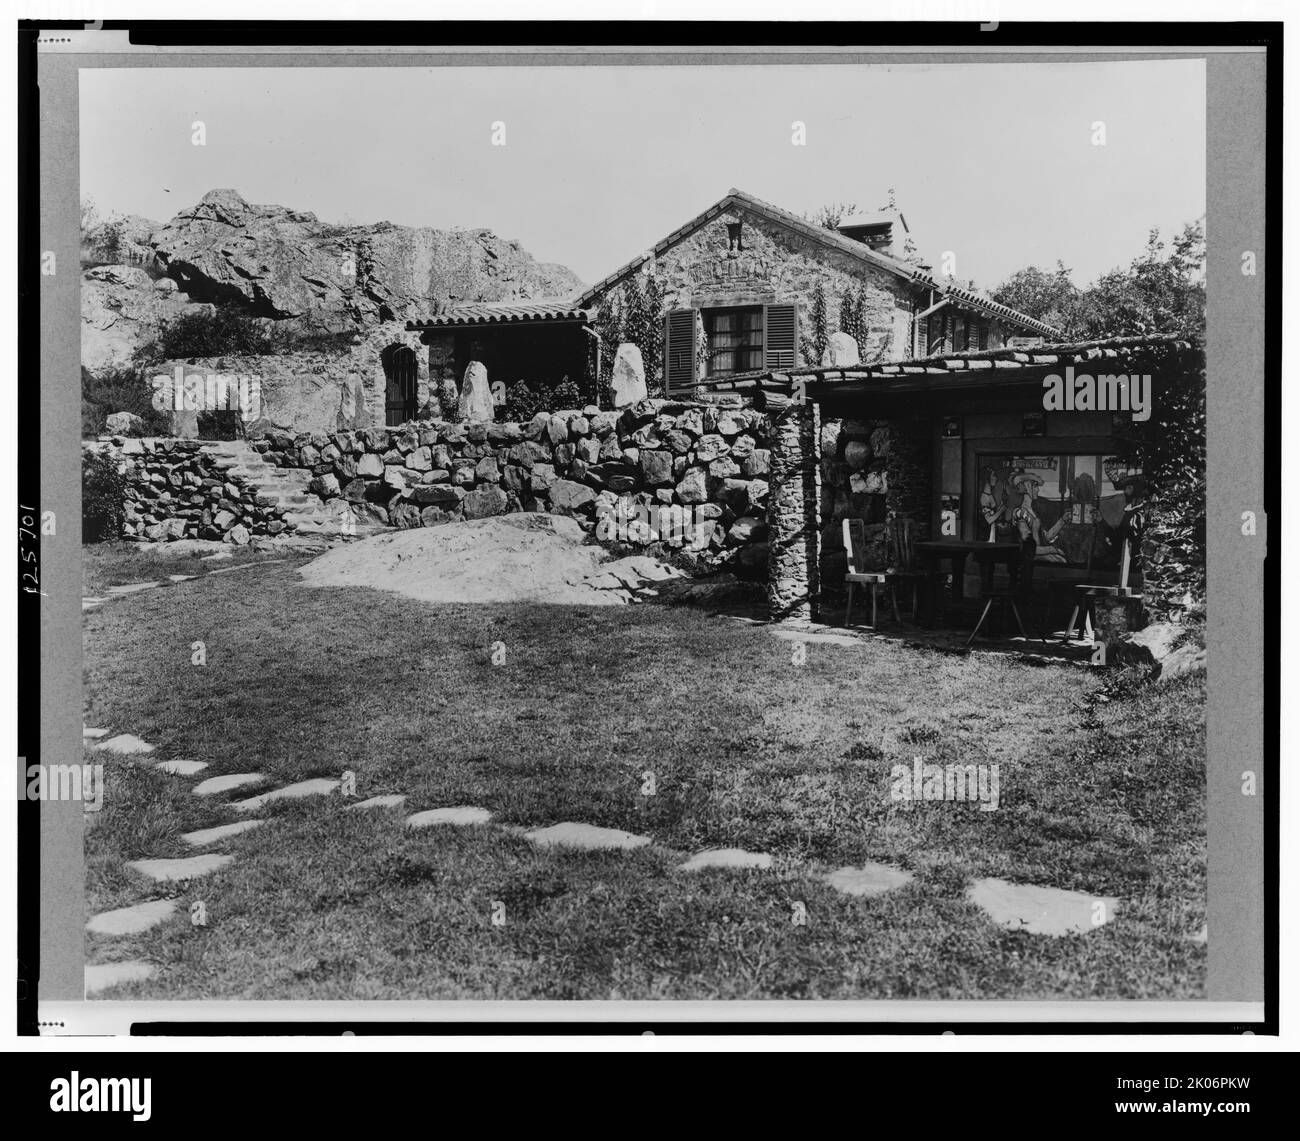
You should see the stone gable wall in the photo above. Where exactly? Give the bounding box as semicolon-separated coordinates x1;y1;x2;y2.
590;208;916;377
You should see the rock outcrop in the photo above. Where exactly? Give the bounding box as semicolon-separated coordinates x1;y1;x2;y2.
81;264;214;369
147;189;584;330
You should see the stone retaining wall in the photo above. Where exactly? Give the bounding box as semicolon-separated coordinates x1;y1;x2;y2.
84;438;290;544
256;398;773;568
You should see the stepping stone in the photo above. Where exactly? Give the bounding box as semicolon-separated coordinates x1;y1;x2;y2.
107;581;161;595
346;794;407;812
156;759;209;776
93;734;155;755
200;552;233;562
827;861;915;897
678;848;773;872
406;806;492;828
168;574;196;583
82;727;110;740
966;877;1118;936
87;899;177;937
523;822;652;851
126;853;234;882
193;772;265;797
231;777;339;812
208;559;284;577
181;819;265;847
85;961;155;995
769;626;861;648
82;597;110;610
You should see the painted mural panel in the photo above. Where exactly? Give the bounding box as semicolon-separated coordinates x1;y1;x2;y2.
976;453;1145;571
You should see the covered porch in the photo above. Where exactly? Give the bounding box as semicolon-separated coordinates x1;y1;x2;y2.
718;334;1198;650
407;302;596;409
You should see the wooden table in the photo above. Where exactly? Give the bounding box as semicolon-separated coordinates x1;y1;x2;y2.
913;540;1025;626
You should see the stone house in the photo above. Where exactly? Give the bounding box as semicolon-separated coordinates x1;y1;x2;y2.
409;188;1058;405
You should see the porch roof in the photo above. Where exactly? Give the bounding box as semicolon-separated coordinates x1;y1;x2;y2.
407;301;594;331
694;333;1195;404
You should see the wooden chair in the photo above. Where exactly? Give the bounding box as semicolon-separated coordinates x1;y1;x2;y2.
965;538;1047;646
1061;537;1143;644
884;512;931;621
843;518;895;629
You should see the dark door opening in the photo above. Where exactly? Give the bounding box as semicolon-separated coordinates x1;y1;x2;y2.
382;344;418;426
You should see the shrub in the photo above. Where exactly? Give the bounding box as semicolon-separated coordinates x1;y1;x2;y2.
437;383;463;422
138;309;274;361
550;377;583;411
81;365;171;439
82;449;128;543
503;381;543;422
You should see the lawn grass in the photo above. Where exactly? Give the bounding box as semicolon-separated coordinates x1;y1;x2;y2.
83;546;1205;1000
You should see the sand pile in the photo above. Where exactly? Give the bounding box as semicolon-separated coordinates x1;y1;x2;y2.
297;514;684;605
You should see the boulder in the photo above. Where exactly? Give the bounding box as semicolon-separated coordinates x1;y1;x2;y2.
357;453;383;478
639;449;674;487
458;361;494;422
821;330;861;367
675;468;708;504
550;479;597;514
105;411;146;437
608;343;647;408
463;485;509;519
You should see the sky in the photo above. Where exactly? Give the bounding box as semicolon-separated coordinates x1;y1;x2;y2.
80;59;1205;292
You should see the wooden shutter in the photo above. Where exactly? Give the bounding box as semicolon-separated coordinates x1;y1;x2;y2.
664;308;697;394
763;303;798;370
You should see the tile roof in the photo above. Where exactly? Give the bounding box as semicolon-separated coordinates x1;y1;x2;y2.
694;334;1194;397
407;302;593;330
573;187;1061;339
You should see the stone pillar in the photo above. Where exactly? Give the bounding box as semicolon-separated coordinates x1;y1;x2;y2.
766;400;822;622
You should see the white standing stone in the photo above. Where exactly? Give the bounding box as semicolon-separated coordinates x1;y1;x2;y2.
126;854;235;882
966;877;1118;936
406;806;492;828
458;360;495;422
87;899;177;937
820;330;861;366
192;772;266;797
181;819;265;847
524;822;651;851
85;961;156;995
230;777;339;812
82;727;110;740
608;343;647;408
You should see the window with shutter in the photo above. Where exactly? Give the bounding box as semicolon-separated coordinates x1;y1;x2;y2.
763;302;798;370
664;308;697;394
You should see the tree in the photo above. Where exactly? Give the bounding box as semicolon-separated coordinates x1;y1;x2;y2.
989;261;1082;337
807;201;859;231
1072;220;1206;342
801;281;829;365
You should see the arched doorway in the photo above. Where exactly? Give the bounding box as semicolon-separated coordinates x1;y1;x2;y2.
381;344;418;426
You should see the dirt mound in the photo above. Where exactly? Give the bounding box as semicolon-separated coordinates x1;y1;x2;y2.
297;514;684;605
